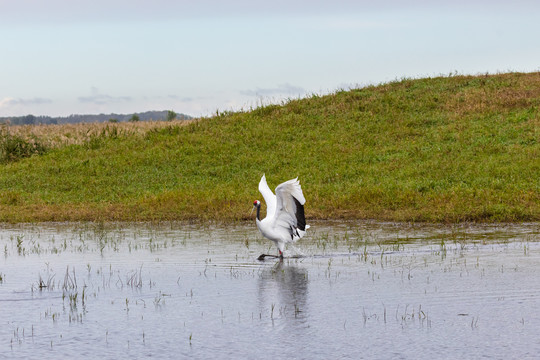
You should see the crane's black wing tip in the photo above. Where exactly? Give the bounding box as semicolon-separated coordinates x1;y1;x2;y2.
293;197;306;231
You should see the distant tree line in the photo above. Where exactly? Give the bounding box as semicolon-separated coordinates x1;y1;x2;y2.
0;110;191;126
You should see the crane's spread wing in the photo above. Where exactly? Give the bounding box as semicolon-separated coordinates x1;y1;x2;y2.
258;174;276;217
272;178;307;240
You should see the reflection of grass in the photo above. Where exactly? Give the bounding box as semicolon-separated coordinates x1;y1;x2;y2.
0;73;539;222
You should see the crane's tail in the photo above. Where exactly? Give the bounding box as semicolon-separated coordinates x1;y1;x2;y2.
292;224;310;242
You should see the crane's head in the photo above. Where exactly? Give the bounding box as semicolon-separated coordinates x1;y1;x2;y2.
250;200;261;216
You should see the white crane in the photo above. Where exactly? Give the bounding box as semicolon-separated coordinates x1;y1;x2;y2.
252;174;309;260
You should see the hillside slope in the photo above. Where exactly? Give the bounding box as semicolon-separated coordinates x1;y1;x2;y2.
0;72;538;222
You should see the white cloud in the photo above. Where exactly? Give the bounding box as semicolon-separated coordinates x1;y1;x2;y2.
78;94;133;105
3;0;536;24
78;87;132;105
0;97;16;108
0;96;52;107
240;83;306;97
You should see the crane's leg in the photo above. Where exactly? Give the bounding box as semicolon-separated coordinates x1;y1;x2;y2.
257;244;284;261
257;253;280;261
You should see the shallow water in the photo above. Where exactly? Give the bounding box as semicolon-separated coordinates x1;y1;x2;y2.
1;221;539;359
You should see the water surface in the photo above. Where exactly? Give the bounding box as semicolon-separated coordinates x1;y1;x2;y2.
1;221;539;359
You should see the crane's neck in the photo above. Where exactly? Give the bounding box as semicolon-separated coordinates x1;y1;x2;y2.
256;204;261;221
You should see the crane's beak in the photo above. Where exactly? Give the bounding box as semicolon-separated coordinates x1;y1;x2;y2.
250;205;255;216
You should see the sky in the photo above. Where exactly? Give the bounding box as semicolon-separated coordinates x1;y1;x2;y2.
1;0;539;118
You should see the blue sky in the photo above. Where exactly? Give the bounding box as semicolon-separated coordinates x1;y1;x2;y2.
1;0;539;117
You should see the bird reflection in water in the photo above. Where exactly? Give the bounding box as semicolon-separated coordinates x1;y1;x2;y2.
257;260;309;323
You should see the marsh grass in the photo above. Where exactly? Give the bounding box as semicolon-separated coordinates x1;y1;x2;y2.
0;125;47;163
7;120;195;148
126;266;143;288
0;72;538;222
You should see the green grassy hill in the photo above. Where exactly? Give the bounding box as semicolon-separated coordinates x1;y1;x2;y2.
1;72;539;222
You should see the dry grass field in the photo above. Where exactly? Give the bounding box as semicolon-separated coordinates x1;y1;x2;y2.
4;119;196;148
